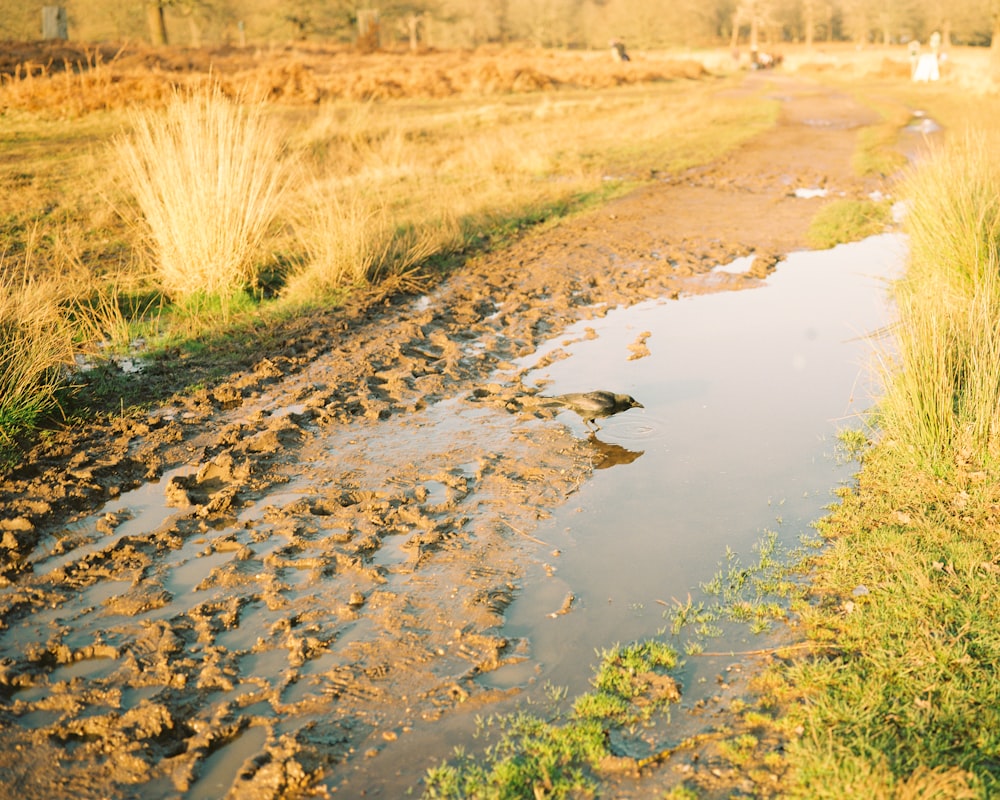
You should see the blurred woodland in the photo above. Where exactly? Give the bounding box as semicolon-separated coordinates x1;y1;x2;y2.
2;0;999;55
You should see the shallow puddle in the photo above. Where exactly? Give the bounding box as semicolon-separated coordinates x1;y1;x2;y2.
187;725;270;800
502;233;903;695
339;233;905;793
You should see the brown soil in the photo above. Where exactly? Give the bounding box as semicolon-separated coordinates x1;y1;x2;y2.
0;71;899;798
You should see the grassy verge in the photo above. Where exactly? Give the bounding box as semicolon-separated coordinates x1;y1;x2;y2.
806;198;894;250
763;126;1000;799
771;446;1000;798
0;68;778;449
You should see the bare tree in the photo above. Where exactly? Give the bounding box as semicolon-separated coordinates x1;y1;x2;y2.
730;0;763;49
171;0;214;46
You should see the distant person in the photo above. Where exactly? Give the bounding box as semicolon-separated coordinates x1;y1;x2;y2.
913;53;939;81
749;47;780;70
610;39;630;62
908;39;920;77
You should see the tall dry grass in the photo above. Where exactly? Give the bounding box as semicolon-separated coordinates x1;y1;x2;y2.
280;83;776;304
0;254;75;443
286;187;448;299
115;86;291;307
878;130;1000;469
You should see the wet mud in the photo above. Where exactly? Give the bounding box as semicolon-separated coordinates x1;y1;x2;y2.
0;73;901;797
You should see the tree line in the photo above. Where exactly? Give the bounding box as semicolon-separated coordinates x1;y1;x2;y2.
3;0;998;55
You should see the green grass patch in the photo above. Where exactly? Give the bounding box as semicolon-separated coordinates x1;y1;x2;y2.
424;714;608;799
851;101;912;179
768;445;1000;798
425;640;683;798
806;198;893;250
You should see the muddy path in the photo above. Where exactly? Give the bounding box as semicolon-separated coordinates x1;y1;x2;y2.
0;73;895;798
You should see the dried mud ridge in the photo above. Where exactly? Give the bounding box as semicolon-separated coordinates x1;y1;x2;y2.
0;74;891;798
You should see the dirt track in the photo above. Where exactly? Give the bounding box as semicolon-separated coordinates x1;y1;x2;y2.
0;72;896;798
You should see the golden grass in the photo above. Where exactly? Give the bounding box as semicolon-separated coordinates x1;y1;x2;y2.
904;130;1000;290
286;188;447;300
0;249;75;441
114;86;292;305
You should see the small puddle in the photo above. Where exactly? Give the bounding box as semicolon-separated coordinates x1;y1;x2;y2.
30;464;195;578
906;110;941;135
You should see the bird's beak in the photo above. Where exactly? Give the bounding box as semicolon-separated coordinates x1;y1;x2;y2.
634;401;644;409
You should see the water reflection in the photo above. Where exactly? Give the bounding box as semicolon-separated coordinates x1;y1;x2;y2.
585;433;644;469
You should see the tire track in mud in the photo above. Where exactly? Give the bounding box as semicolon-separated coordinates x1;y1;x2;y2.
0;73;895;798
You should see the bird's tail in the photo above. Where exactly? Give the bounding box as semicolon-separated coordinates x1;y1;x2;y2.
524;395;566;409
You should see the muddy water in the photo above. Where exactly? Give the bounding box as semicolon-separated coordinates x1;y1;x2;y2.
497;233;905;698
341;233;905;794
495;234;904;700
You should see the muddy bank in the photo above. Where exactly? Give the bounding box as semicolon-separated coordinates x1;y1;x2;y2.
0;73;896;798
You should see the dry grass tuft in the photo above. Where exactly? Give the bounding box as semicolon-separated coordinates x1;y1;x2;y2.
285;186;445;301
115;85;291;305
0;251;74;442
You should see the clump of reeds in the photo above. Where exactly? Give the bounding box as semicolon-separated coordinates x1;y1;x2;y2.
0;256;74;444
115;86;290;310
878;130;1000;470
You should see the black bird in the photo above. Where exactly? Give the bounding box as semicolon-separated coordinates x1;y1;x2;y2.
545;391;644;431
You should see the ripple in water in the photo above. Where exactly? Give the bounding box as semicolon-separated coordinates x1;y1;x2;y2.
558;410;669;444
